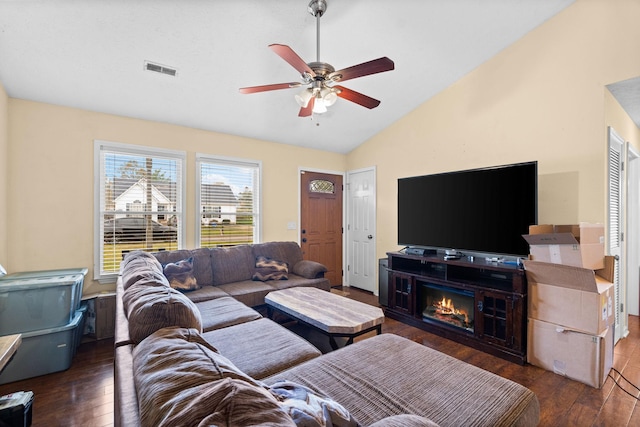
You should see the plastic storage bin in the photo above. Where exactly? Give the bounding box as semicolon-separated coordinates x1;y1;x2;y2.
0;270;86;335
0;268;87;312
0;311;83;385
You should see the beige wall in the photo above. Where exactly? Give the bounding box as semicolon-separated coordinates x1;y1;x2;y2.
0;82;7;270
605;89;640;152
6;100;346;294
347;0;640;258
4;0;640;293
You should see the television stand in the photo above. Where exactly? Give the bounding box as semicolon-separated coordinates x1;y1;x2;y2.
385;251;527;364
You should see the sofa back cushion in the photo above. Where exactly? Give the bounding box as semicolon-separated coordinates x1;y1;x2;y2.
133;327;295;427
252;242;303;268
153;248;213;287
120;251;166;290
123;283;202;344
210;245;255;286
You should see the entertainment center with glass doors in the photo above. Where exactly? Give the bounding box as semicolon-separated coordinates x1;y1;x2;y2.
385;251;527;364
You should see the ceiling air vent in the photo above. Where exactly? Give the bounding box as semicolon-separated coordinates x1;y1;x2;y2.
144;61;177;77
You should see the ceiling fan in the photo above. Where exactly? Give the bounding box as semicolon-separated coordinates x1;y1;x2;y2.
239;0;394;117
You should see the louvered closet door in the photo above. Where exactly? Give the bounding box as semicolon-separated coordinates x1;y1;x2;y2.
608;127;624;344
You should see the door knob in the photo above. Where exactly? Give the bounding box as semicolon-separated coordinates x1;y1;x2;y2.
302;238;307;243
368;235;373;239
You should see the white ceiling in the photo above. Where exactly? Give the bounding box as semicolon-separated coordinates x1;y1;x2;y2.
0;0;582;154
608;77;640;129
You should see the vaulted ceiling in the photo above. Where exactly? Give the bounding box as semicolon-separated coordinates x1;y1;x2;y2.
0;0;596;154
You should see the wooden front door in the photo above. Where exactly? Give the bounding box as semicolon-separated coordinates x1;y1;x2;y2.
300;171;343;286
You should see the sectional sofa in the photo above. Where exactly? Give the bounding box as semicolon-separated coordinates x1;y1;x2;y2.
114;242;540;426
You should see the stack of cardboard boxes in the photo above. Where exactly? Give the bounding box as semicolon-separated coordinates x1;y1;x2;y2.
522;223;615;388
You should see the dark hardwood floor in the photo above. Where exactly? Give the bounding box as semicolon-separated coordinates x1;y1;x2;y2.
1;286;639;426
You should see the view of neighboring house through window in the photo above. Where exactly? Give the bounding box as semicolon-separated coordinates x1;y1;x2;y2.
196;154;260;248
95;141;185;280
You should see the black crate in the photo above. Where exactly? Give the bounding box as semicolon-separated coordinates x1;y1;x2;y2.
0;392;33;427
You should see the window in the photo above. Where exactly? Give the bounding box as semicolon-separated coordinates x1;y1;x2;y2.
94;141;185;281
196;154;261;247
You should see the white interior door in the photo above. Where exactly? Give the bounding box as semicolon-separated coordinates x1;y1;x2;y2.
608;127;625;343
346;167;377;293
625;145;639;319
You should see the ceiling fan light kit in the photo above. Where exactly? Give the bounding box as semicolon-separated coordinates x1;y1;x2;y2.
239;0;394;118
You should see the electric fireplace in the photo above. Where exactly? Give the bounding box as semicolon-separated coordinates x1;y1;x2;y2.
420;283;474;333
386;252;527;364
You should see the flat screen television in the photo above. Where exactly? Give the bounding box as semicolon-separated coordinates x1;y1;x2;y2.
397;161;537;257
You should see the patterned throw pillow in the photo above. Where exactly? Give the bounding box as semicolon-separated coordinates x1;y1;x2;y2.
252;256;289;281
163;257;201;292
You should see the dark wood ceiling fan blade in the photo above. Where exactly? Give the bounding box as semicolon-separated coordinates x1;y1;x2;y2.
298;96;315;117
239;82;302;94
329;57;394;82
269;44;316;77
334;85;381;109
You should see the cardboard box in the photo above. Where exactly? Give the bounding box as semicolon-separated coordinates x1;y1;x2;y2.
524;258;614;335
523;223;605;269
527;318;613;388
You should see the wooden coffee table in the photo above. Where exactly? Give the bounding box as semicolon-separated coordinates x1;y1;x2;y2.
265;287;384;350
0;334;21;372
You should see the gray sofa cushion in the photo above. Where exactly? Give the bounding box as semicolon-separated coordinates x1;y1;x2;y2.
121;251;166;290
210;245;255;285
252;241;304;268
123;282;203;344
267;275;332;292
178;285;229;303
369;415;440;427
218;279;277;307
196;296;262;332
265;334;540;427
133;327;295;427
253;242;327;280
152;249;192;267
202;318;322;380
292;260;328;279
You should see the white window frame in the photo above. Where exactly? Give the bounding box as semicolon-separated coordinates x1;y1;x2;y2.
94;140;186;282
195;154;262;247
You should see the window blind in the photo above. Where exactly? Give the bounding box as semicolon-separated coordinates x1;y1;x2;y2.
95;141;185;279
196;155;260;248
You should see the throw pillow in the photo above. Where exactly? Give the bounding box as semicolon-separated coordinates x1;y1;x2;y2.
269;380;359;427
162;257;201;292
252;256;289;281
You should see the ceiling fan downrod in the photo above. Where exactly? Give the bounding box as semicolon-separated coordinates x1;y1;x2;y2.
308;0;327;63
238;0;393;117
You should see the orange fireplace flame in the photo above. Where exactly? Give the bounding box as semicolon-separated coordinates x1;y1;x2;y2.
435;297;469;323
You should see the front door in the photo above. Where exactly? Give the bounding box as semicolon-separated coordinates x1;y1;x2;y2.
300;171;343;286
